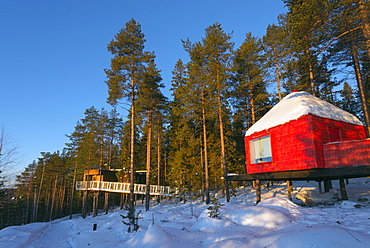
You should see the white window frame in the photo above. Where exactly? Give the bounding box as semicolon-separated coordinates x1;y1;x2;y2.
250;135;272;164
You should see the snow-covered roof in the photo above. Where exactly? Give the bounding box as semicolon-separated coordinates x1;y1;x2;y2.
245;91;363;136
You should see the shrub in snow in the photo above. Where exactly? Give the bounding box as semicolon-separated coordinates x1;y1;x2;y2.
207;197;224;219
121;205;142;232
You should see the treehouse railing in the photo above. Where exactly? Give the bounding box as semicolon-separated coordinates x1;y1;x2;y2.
76;181;178;196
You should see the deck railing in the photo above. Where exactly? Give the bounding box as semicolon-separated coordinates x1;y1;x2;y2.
76;181;178;196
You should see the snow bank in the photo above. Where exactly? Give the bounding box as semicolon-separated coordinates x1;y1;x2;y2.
245;91;363;136
222;203;293;228
126;223;176;248
249;225;370;248
0;222;47;248
257;197;301;219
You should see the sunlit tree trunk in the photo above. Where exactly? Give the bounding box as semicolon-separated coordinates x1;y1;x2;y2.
145;110;152;211
201;89;210;204
351;42;370;137
129;79;135;209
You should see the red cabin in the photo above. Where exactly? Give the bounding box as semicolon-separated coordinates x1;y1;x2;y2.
245;91;370;174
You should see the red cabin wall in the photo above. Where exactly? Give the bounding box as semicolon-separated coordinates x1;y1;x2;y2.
324;139;370;168
310;116;366;169
245;116;316;174
245;115;366;174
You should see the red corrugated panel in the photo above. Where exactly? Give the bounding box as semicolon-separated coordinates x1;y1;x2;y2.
324;139;370;168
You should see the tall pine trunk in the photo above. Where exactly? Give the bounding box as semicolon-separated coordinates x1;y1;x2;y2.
201;88;210;204
34;161;45;222
145;109;152;211
157;129;161;186
129;78;136;209
351;42;370;137
274;53;282;101
305;48;316;96
217;83;230;202
359;0;370;59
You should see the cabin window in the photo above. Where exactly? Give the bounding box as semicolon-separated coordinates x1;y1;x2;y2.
250;135;272;163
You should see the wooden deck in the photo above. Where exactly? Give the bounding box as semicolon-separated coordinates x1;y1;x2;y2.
226;165;370;182
76;181;178;196
226;165;370;204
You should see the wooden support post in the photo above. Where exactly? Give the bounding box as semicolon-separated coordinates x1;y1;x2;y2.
255;179;261;204
324;179;330;193
287;180;293;200
339;179;348;200
120;193;124;210
329;180;333;189
104;192;109;214
93;192;99;217
82;190;88;219
318;181;322;195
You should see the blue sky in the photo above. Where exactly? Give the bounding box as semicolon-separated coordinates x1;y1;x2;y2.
0;0;285;181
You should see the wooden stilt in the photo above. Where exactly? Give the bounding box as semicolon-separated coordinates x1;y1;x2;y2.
82;190;88;219
339;179;348;200
255;179;261;204
324;179;330;193
104;192;109;214
287;180;293;200
93;192;99;217
120;193;124;210
318;181;322;195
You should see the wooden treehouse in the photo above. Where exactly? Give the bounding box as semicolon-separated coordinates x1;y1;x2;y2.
227;91;370;203
76;168;177;218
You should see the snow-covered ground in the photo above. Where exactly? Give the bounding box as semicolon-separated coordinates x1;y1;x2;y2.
1;178;370;248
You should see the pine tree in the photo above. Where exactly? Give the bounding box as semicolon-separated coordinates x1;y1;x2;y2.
230;33;270;175
284;0;370;135
202;23;234;202
180;23;234;202
105;19;154;208
139;59;167;211
168;50;206;200
263;22;290;100
231;33;270;127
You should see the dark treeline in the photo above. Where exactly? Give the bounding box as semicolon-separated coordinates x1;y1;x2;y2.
1;0;370;229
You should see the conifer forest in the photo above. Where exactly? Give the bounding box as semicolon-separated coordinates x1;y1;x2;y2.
1;0;370;229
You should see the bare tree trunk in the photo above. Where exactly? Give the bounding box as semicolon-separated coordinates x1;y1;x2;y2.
59;180;66;218
201;89;210;204
69;168;76;219
49;175;58;221
351;42;370;137
157;128;162;204
25;192;30;223
217;90;230;202
44;181;52;221
34;161;45;222
305;48;316;96
157;129;161;186
274;54;282;101
32;189;37;222
359;0;370;58
216;69;230;202
250;97;256;125
129;79;136;209
145;110;152;211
